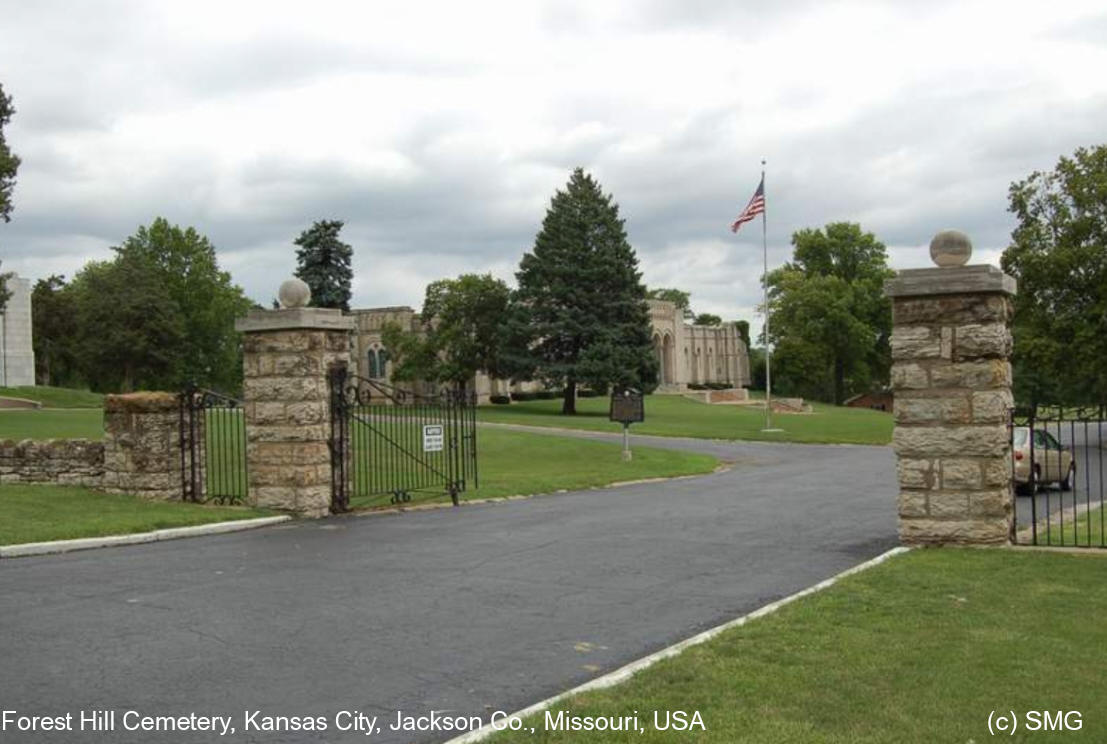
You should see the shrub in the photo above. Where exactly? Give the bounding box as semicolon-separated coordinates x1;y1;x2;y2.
489;395;511;405
578;388;601;398
510;391;537;402
535;390;556;400
688;383;706;390
708;382;731;390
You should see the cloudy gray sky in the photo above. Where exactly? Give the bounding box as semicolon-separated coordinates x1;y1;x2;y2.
1;0;1105;334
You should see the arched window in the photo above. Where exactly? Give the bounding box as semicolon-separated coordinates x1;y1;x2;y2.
378;348;390;377
367;349;380;378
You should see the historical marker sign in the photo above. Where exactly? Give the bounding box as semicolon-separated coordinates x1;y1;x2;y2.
609;388;645;424
610;387;644;462
422;424;444;452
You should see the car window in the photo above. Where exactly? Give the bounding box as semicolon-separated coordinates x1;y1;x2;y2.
1013;429;1028;446
1042;431;1062;450
1032;430;1047;448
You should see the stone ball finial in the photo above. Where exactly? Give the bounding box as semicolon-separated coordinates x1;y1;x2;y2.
278;278;311;308
929;229;972;268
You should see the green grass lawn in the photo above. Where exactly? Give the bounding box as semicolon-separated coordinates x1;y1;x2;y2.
0;394;894;447
479;394;893;445
0;385;104;408
487;548;1107;743
348;426;719;509
0;409;105;440
0;485;276;546
1022;500;1105;548
0;408;718;512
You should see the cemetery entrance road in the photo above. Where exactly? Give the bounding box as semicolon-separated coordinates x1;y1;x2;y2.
0;436;896;743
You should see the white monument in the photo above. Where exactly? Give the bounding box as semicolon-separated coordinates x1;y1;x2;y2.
0;275;35;387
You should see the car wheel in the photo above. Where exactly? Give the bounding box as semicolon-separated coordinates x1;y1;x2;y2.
1030;465;1041;494
1060;463;1075;492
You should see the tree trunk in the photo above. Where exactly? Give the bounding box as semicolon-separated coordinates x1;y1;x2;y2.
562;378;577;415
833;356;845;406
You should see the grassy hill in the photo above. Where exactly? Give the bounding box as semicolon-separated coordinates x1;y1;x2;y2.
0;386;104;409
479;394;893;446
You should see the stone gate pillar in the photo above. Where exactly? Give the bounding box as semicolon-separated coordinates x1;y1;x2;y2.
884;231;1017;545
235;286;353;518
100;392;184;500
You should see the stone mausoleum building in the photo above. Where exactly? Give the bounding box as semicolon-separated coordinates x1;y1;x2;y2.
647;299;750;392
348;299;750;402
0;275;35;387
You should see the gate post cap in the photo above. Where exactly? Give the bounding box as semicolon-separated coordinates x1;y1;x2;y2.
278;278;311;308
929;230;972;267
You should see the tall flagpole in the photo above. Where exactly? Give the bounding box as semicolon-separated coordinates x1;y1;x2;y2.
761;158;774;431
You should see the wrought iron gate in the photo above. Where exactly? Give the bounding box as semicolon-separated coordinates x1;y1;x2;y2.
328;366;478;513
1010;404;1106;548
179;385;248;504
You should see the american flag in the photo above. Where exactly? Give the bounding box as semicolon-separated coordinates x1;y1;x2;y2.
730;177;765;233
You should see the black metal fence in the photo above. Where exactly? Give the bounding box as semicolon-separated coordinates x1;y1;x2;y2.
1010;404;1106;548
179;385;248;504
329;366;478;513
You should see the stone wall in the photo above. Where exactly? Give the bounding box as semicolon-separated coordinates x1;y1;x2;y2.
684;388;750;405
0;438;104;487
1;392;200;501
886;260;1016;545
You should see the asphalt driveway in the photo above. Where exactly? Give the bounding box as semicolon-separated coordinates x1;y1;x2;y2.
0;434;896;743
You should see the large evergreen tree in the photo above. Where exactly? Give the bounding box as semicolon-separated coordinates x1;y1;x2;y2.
1001;144;1107;405
293;220;353;311
505;168;658;414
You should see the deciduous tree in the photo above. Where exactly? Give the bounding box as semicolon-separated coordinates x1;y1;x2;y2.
0;83;19;224
69;255;185;392
1001;144;1107;404
0;83;21;310
505;168;658;413
383;273;511;391
0;259;12;312
32;275;78;386
766;222;893;404
734;319;751;349
646;287;693;318
115;217;253;391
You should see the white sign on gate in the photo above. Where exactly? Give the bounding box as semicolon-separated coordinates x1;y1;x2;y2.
422;424;444;453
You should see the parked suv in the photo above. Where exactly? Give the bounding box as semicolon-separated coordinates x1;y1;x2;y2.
1011;426;1076;494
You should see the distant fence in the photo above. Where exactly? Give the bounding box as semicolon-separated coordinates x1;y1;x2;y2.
1010;404;1106;548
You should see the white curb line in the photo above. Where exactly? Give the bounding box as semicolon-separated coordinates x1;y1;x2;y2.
0;516;292;559
444;545;911;744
